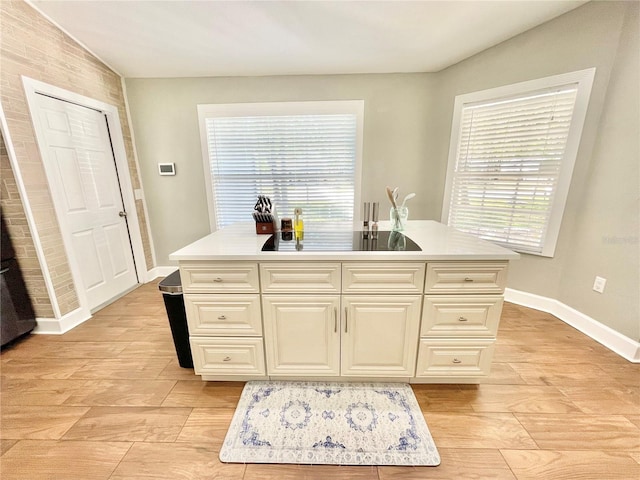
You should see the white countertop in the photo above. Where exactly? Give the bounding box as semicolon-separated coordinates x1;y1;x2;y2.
169;221;520;262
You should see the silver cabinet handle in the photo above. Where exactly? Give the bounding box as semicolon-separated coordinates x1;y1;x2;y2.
452;358;462;364
458;316;468;322
213;277;223;283
218;315;227;320
119;211;127;218
223;356;231;362
334;307;337;333
344;307;348;333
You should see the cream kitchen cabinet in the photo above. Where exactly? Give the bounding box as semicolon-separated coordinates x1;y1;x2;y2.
169;221;519;383
180;261;259;294
340;263;424;377
262;295;341;376
189;337;266;377
424;262;508;294
341;295;421;377
342;262;425;294
415;338;495;377
180;262;266;380
260;262;341;294
262;294;422;379
185;294;262;336
415;261;508;383
261;262;423;379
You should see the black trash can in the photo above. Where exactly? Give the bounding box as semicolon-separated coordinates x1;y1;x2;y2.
159;270;193;368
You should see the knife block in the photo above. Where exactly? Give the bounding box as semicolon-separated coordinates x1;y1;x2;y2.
255;221;275;234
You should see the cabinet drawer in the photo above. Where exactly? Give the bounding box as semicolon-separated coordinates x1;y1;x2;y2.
189;337;265;376
415;339;495;377
180;262;259;294
421;295;504;337
260;263;341;293
342;262;426;293
185;294;262;336
424;262;507;294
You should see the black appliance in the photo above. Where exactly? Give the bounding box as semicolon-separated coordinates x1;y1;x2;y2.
1;214;37;347
158;270;193;368
261;230;422;252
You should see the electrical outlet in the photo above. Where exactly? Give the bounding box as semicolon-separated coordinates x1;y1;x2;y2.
593;276;607;293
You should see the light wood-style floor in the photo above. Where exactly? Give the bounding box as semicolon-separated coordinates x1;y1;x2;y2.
1;280;639;479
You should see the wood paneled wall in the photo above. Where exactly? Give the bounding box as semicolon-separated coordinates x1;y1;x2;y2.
0;0;154;317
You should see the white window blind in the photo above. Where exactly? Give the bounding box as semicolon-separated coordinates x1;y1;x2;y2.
199;102;362;230
443;69;595;257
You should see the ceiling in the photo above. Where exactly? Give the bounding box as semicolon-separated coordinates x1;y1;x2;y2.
29;0;588;78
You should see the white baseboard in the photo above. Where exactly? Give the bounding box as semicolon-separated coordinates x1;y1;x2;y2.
505;288;640;363
33;306;91;335
147;266;178;281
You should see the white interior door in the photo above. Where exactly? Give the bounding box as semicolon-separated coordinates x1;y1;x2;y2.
33;93;138;310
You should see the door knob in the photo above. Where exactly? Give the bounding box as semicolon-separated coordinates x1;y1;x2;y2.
119;211;127;218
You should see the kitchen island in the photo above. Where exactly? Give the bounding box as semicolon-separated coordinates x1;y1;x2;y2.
169;221;519;383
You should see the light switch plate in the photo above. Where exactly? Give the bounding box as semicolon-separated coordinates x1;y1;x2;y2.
593;276;606;293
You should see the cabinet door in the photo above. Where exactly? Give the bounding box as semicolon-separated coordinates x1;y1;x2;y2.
262;296;340;376
341;295;421;377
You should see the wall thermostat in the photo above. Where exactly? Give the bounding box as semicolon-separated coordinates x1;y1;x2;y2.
158;163;176;176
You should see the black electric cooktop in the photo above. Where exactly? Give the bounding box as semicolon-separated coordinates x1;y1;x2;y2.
261;230;421;252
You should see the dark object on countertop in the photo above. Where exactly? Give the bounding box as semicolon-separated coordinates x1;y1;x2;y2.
159;270;193;368
262;231;421;252
1;213;37;348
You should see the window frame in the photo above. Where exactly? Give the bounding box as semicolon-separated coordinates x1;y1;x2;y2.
197;100;364;232
441;68;596;257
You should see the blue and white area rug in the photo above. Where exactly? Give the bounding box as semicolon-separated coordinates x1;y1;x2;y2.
219;381;440;466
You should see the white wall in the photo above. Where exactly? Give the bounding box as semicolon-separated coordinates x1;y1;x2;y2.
125;73;438;265
126;1;639;342
433;1;638;341
558;2;639;341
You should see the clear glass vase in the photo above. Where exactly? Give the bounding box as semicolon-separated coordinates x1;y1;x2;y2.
390;206;408;232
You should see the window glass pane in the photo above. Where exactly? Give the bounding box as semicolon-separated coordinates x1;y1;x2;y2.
446;84;582;255
204;112;357;229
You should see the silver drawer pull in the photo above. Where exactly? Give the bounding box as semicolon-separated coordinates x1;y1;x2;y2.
334;307;337;333
213;277;223;283
458;316;468;322
464;277;474;282
218;315;227;320
223;356;231;362
452;358;462;364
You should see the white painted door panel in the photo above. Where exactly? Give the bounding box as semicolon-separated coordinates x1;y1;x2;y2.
35;94;138;309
